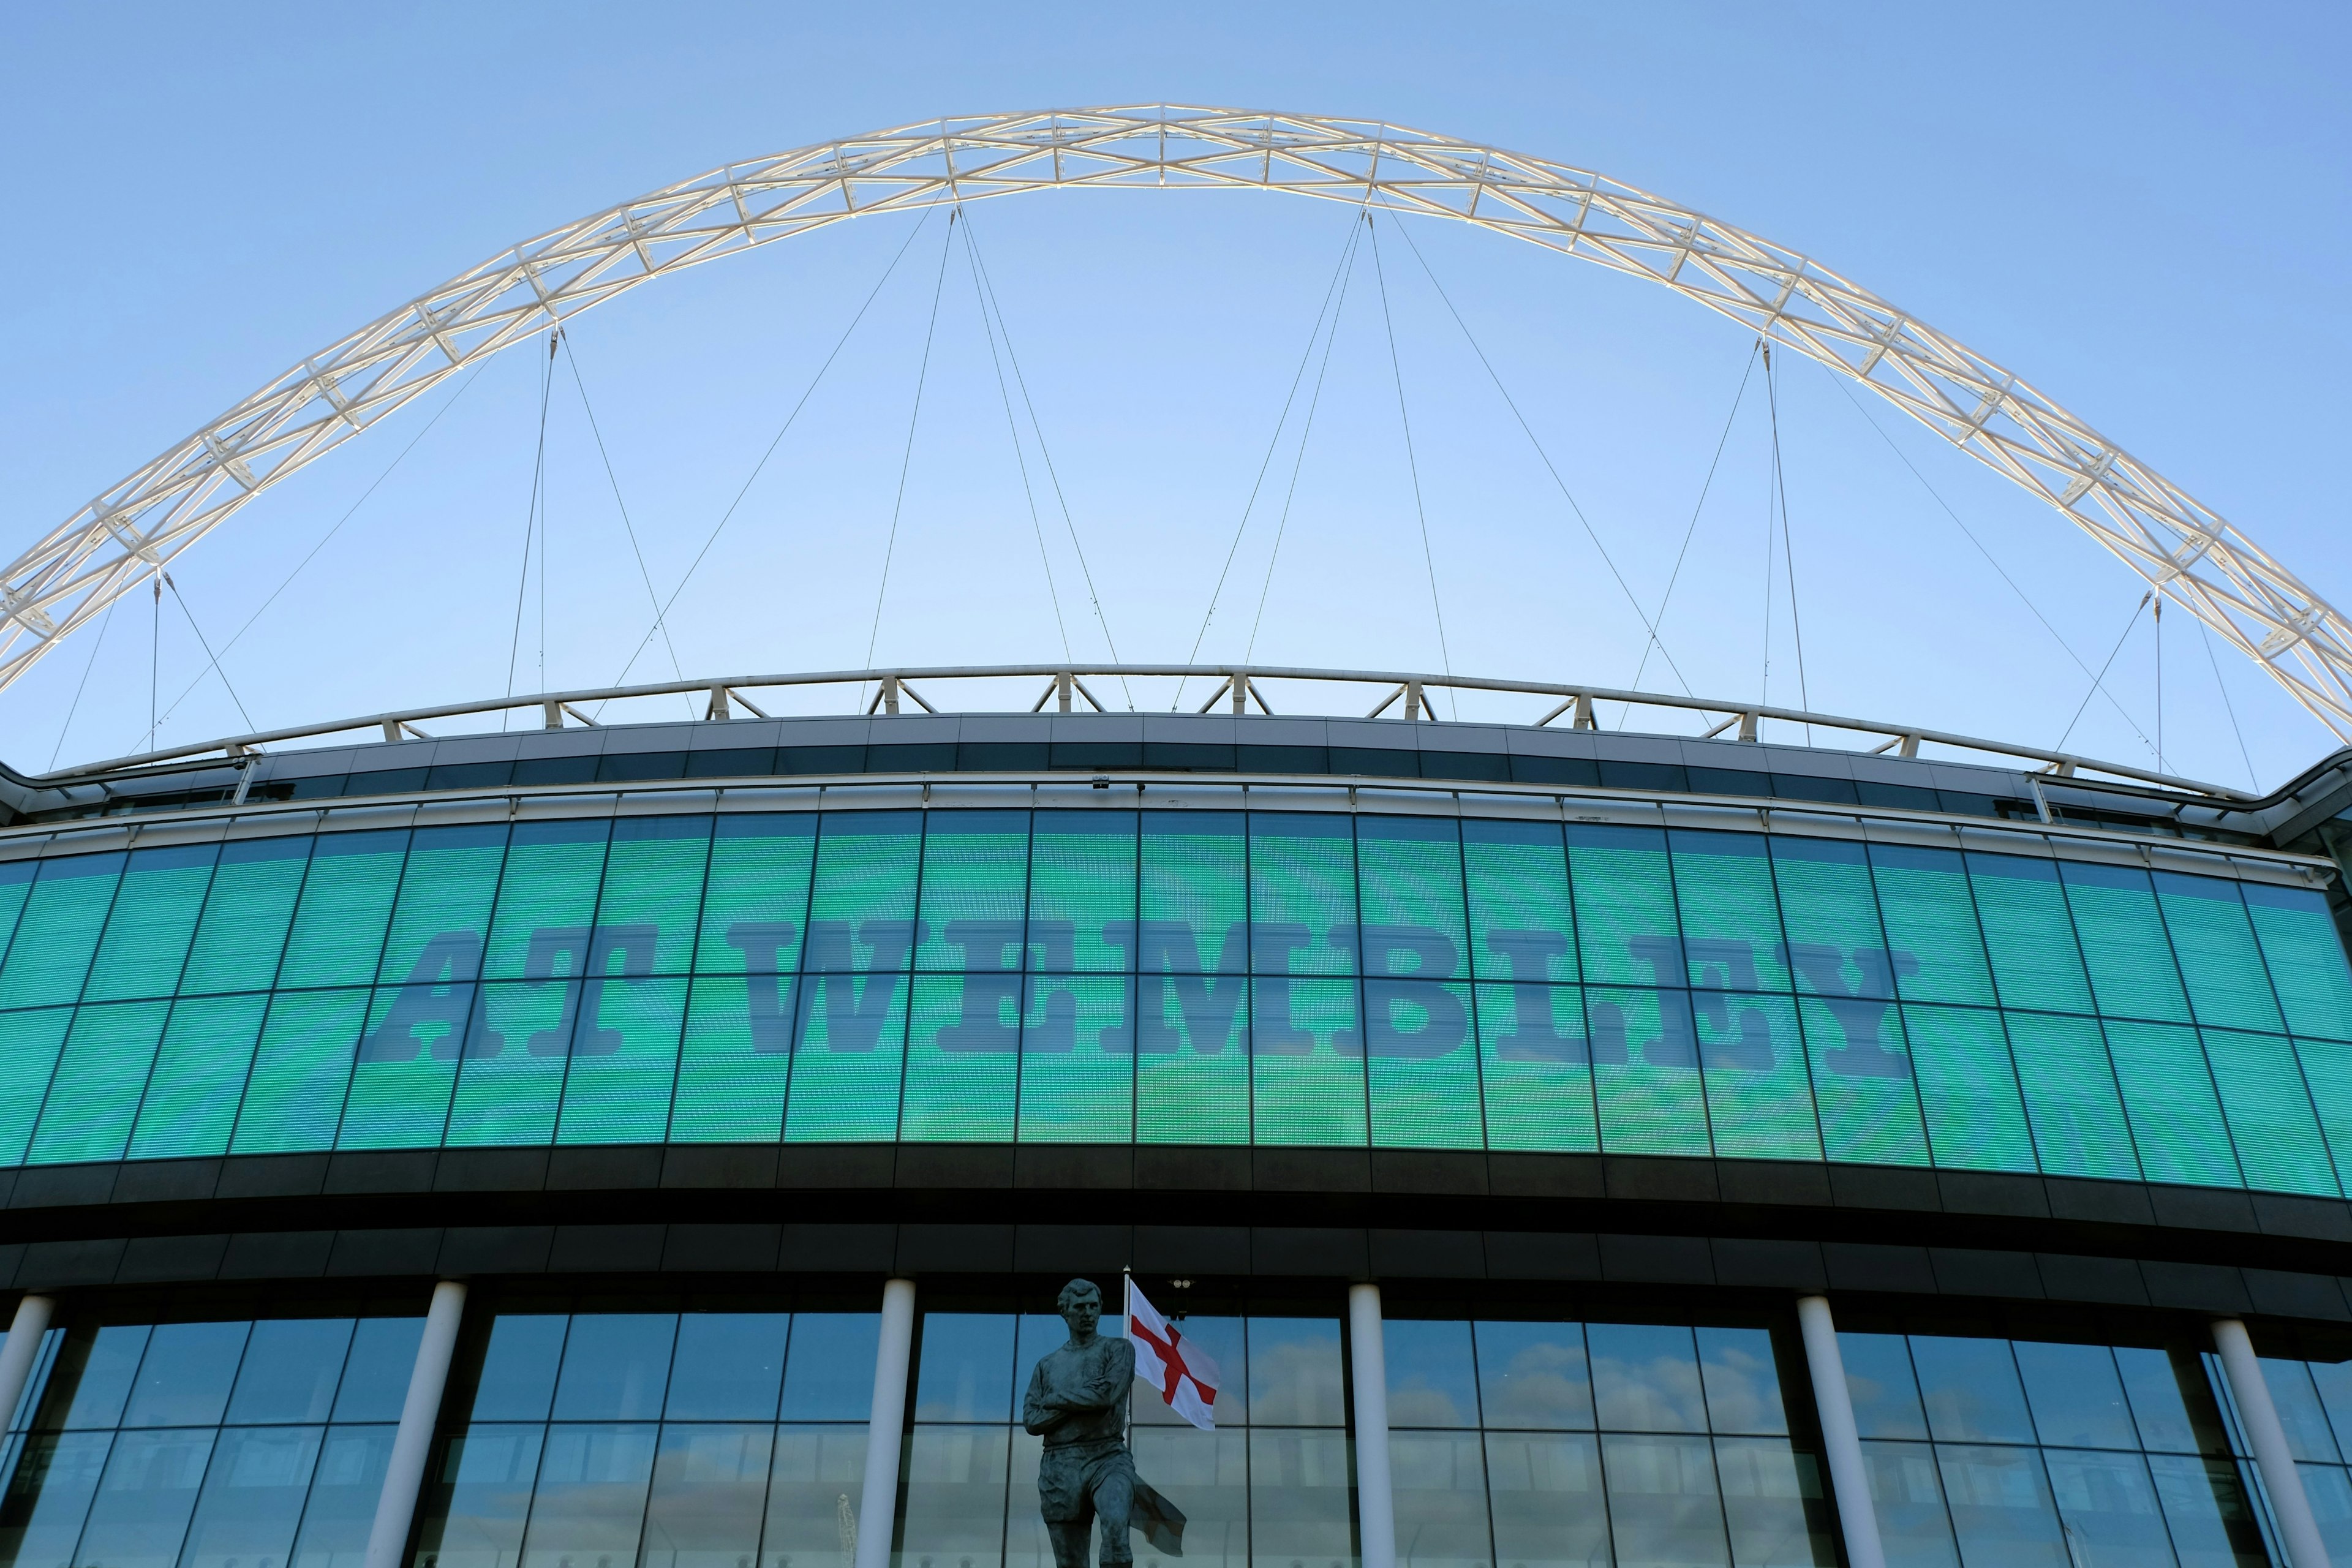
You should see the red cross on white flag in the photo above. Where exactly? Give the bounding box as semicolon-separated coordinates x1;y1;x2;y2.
1126;1276;1220;1431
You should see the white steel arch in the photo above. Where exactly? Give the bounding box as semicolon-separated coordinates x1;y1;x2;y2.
9;105;2348;735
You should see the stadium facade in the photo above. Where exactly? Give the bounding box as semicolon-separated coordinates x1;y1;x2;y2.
0;698;2350;1568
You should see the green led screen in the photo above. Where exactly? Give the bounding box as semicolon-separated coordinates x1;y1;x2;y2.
0;807;2347;1198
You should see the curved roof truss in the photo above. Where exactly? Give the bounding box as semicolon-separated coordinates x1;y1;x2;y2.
9;105;2348;734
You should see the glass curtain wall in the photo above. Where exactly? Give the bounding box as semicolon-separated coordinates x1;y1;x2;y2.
2225;1327;2352;1562
900;1299;1353;1568
1384;1311;1835;1568
1836;1314;2270;1567
0;1308;424;1568
0;813;2348;1202
409;1296;878;1568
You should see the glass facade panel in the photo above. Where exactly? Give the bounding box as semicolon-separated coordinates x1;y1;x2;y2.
0;1313;416;1568
0;810;2328;1201
1842;1321;2263;1568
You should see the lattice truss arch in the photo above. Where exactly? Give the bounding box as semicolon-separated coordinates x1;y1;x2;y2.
10;105;2348;734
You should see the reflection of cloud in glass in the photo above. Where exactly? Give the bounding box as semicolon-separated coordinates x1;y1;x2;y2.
1695;1329;1786;1436
1385;1321;1477;1429
1588;1324;1706;1434
1246;1324;1346;1427
1473;1324;1593;1431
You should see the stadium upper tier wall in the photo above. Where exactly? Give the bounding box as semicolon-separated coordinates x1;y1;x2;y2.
0;778;2347;1200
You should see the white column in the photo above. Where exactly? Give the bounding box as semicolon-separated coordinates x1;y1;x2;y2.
0;1295;54;1431
1795;1296;1885;1568
2213;1317;2334;1568
363;1280;468;1568
1348;1283;1396;1568
854;1278;919;1568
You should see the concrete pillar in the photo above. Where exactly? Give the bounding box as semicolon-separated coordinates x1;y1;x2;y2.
1348;1283;1396;1568
363;1280;468;1568
854;1278;918;1568
1794;1296;1885;1568
0;1295;54;1431
2212;1317;2333;1568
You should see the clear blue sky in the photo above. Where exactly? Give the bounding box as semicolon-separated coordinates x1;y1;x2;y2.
2;1;2346;790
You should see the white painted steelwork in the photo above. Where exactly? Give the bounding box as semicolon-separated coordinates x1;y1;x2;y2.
36;662;2253;800
1796;1296;1887;1568
364;1280;467;1568
0;1296;53;1439
9;108;2345;734
1347;1284;1397;1568
2211;1317;2332;1568
854;1278;918;1568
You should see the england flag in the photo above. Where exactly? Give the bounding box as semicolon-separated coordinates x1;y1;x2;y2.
1126;1277;1220;1430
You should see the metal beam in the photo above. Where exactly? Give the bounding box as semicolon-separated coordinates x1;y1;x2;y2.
33;662;2251;801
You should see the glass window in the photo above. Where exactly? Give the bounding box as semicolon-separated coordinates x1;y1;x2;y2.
227;1319;355;1425
2012;1341;2136;1450
780;1314;882;1423
1389;1430;1491;1568
1474;1322;1593;1431
1909;1337;2035;1445
517;1423;660;1568
121;1321;249;1428
77;1426;218;1568
1385;1319;1479;1429
178;1425;325;1568
1245;1319;1345;1428
335;1319;426;1423
1934;1443;2069;1567
1599;1431;1728;1566
1589;1324;1708;1434
915;1313;1018;1423
665;1314;788;1423
1487;1430;1611;1568
638;1423;773;1568
1697;1328;1789;1437
551;1315;677;1422
468;1316;568;1423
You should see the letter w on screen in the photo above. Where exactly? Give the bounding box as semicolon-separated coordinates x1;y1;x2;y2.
1126;1278;1219;1430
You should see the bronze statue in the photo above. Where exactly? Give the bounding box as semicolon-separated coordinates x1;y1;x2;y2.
1024;1279;1185;1565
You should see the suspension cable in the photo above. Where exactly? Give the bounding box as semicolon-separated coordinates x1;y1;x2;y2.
161;572;254;733
507;331;556;717
1627;342;1758;699
1763;347;1813;737
147;577;159;753
1365;213;1457;717
48;595;116;770
863;209;958;693
958;216;1071;663
1246;217;1365;668
604;211;937;692
559;334;691;710
959;212;1132;708
1375;200;1694;697
148;362;487;741
1178;214;1365;706
2057;591;2153;752
1817;361;2156;753
2200;620;2258;789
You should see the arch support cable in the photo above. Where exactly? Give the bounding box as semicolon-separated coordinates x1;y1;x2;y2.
6;107;2344;736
